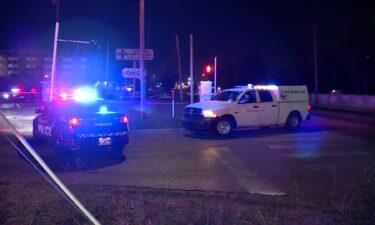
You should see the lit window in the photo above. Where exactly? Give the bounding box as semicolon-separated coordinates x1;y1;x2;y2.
26;57;36;61
63;58;72;62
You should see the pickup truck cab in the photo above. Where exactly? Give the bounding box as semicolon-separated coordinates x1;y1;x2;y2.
182;85;311;136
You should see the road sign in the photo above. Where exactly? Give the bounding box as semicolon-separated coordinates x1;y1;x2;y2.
116;48;154;61
122;68;143;79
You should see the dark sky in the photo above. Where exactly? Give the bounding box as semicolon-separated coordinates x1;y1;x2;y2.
0;0;374;90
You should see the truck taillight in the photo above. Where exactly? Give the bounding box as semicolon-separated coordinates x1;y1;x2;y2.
307;103;311;113
120;115;129;124
68;117;80;126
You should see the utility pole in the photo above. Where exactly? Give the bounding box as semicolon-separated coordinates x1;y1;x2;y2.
190;34;194;104
106;42;109;88
133;61;136;101
176;35;183;102
140;0;145;118
50;0;60;101
313;25;318;102
214;57;217;95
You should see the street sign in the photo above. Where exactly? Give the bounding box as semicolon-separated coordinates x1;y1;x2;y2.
116;48;154;61
122;68;143;79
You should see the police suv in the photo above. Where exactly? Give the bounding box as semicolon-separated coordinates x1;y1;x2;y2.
33;92;129;152
182;85;311;136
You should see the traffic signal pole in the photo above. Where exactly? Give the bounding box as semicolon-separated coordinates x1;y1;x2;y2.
313;26;319;103
214;57;217;95
176;35;183;102
140;0;145;118
190;34;194;104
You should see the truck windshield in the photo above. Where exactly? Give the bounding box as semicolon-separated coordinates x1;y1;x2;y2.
211;90;242;102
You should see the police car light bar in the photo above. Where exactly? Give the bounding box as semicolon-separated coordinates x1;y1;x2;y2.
73;87;98;103
11;87;21;93
59;92;69;99
253;85;278;90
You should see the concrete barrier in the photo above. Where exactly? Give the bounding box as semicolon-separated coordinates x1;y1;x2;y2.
310;94;375;113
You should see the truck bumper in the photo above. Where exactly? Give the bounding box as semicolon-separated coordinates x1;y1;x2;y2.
181;117;217;132
60;132;129;149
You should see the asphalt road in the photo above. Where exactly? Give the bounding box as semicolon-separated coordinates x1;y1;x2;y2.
0;109;375;203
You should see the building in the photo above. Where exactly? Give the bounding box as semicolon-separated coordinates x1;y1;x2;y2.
0;49;97;90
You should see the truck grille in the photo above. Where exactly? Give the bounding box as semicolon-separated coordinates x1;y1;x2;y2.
184;107;203;119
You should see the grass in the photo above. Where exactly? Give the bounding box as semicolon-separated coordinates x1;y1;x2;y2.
1;182;373;225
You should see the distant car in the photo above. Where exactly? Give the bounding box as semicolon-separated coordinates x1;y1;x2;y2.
32;98;129;153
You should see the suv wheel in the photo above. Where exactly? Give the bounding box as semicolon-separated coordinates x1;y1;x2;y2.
53;131;68;152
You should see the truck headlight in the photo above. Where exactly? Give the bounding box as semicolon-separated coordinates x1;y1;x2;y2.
203;110;217;118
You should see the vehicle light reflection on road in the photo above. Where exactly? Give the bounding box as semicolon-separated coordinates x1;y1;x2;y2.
290;126;326;159
202;147;286;196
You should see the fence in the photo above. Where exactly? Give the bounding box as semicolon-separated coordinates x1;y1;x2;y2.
310;94;375;113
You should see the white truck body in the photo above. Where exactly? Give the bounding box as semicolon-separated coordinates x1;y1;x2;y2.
182;85;311;135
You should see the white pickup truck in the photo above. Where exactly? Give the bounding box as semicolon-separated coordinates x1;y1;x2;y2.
182;85;311;136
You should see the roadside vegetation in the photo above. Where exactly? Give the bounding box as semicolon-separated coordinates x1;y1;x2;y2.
1;182;374;225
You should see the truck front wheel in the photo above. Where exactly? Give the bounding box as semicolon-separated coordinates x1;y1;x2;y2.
215;117;234;136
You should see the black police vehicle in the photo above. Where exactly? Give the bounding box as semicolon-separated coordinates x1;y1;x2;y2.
32;98;129;152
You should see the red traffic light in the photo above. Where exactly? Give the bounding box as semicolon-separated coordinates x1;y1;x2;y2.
205;65;212;74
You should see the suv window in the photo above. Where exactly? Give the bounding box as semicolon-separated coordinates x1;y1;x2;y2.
48;100;106;115
258;90;273;102
239;91;257;104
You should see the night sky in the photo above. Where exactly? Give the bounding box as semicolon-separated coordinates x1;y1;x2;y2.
0;0;374;93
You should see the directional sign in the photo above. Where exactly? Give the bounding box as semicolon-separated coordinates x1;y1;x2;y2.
116;48;154;61
122;68;141;79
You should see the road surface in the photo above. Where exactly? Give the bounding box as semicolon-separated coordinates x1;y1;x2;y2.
0;109;374;203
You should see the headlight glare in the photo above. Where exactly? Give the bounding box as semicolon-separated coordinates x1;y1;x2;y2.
203;110;217;118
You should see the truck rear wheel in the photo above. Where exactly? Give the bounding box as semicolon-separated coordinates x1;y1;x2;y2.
286;112;301;130
215;117;234;136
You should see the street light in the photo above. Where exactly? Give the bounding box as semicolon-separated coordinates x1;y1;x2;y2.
50;0;60;101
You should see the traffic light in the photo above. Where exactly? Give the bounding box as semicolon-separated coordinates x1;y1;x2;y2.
205;65;213;74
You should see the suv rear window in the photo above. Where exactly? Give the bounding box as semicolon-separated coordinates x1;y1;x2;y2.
49;100;106;115
258;90;273;102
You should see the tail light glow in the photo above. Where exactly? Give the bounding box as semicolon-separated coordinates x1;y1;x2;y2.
68;117;80;126
307;103;311;113
120;115;129;124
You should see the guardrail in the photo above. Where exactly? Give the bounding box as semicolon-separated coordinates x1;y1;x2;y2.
310;94;375;113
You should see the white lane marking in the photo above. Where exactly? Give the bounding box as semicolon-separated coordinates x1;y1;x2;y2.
6;115;35;120
206;147;286;196
255;137;325;142
267;144;344;150
284;151;373;158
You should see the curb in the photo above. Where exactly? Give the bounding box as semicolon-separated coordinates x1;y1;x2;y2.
129;128;184;133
